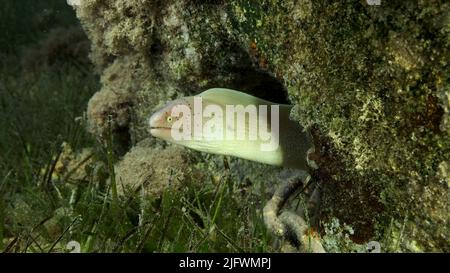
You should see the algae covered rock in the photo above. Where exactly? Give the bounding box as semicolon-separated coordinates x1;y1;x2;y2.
21;26;91;73
114;139;204;196
73;0;449;252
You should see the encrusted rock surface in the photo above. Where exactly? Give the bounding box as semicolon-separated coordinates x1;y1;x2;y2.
73;0;449;252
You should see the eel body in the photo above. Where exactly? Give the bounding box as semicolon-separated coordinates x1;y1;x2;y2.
149;88;315;170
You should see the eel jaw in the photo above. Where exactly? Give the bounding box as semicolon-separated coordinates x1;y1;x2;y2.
150;126;175;141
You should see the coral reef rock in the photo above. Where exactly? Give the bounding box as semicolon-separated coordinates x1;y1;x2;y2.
74;0;449;252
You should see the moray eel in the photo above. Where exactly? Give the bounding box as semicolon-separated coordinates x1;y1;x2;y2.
148;88;315;170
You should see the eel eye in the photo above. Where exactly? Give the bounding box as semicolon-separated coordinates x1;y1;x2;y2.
167;116;173;123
